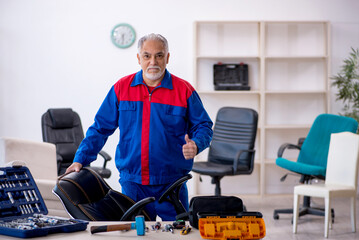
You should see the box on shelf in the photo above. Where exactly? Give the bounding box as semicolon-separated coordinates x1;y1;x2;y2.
213;63;250;90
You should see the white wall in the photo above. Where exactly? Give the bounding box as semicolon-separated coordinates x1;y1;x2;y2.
1;0;359;193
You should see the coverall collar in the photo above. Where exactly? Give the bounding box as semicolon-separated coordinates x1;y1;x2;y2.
131;69;173;90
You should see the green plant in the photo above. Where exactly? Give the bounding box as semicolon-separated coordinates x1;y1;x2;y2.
332;47;359;123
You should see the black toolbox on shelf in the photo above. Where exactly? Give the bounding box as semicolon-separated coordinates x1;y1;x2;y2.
213;63;250;90
0;165;88;238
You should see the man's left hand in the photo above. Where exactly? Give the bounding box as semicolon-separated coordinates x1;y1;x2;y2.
182;134;198;160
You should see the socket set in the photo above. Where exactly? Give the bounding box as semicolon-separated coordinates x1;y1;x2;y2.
0;166;88;238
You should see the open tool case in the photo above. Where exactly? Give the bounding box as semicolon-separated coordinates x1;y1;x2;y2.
0;165;88;238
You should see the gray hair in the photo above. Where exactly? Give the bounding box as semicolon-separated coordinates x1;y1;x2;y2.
137;33;169;54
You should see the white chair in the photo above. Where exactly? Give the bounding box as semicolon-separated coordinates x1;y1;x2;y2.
0;137;68;217
293;132;359;238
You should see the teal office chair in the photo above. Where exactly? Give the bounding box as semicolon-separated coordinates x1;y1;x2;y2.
273;114;358;221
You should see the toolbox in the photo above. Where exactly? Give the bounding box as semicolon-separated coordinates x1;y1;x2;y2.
198;212;266;240
0;165;88;238
213;63;250;90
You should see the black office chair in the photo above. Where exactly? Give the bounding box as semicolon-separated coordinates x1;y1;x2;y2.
192;107;258;196
273;114;358;221
53;167;153;221
53;167;192;221
41;108;112;178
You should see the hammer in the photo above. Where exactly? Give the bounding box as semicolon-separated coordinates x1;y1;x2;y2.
90;215;146;236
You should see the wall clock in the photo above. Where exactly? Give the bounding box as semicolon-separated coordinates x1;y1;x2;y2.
111;23;136;49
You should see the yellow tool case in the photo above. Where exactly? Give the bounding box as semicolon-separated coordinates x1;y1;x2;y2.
198;212;266;240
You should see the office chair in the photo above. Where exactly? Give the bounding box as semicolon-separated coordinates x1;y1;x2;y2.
293;132;359;238
192;107;258;196
273;114;358;221
53;167;153;221
41;108;112;178
53;167;192;221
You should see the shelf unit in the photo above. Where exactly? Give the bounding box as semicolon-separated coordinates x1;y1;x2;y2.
192;21;330;196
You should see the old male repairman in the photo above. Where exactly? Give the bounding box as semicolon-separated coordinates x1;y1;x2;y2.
66;33;213;220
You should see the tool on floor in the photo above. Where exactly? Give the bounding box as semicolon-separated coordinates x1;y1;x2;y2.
90;215;146;236
173;219;185;229
181;225;192;235
162;224;174;233
151;221;161;231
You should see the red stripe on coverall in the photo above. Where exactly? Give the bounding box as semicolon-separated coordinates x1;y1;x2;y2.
141;95;151;185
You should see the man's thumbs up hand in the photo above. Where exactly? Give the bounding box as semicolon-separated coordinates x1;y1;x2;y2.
182;134;198;160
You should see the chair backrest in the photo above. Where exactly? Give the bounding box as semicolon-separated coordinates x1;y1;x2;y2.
325;132;359;189
298;114;358;171
208;107;258;168
41;108;84;166
53;167;148;221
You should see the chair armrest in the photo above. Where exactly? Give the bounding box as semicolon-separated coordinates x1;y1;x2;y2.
120;197;155;221
158;174;192;215
277;143;301;158
98;150;112;168
297;137;306;147
233;149;255;175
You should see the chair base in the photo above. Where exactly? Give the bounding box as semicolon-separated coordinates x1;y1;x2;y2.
273;196;335;222
212;176;223;196
273;207;335;221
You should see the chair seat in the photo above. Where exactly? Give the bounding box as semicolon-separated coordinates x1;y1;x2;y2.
294;184;356;197
79;189;135;221
276;157;326;177
192;161;250;176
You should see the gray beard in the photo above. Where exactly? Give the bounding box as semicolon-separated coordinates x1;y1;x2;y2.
144;70;164;81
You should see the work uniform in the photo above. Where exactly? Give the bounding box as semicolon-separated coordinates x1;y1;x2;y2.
73;69;213;220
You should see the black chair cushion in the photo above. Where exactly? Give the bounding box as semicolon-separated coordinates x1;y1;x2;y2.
55;168;109;205
192;161;250;176
42;108;85;166
79;189;136;221
53;168;152;221
42;108;112;178
48;108;75;129
209;142;252;166
208;107;257;167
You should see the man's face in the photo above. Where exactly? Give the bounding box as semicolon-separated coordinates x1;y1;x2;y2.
137;39;170;84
